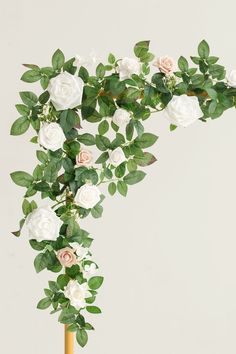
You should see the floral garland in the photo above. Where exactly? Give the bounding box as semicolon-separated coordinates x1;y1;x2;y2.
10;40;236;348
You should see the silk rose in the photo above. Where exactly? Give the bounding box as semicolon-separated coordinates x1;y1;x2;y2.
57;247;77;268
76;149;93;166
38;122;65;151
64;280;91;310
75;184;101;209
227;70;236;88
112;108;130;127
26;206;62;242
108;147;126;167
48;71;84;111
165;95;203;127
117;57;141;80
154;56;176;75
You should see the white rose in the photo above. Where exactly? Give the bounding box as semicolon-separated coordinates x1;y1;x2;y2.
117;57;141;80
38;122;65;151
227;70;236;88
74;51;97;70
83;263;97;279
164;95;203;127
112;108;130;127
64;280;91;310
26;206;62;242
70;242;89;261
108;147;126;167
75;184;101;209
48;72;84;111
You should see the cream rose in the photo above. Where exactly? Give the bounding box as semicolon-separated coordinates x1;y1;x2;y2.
75;184;101;209
57;247;77;268
64;280;91;310
112;108;130;127
38;122;65;151
83;263;97;279
164;95;203;127
26;206;62;242
117;57;141;80
108;147;126;167
70;242;89;261
48;72;84;111
154;56;176;75
76;149;93;166
227;70;236;88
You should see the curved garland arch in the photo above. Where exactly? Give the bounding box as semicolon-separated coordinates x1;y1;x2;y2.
10;40;236;349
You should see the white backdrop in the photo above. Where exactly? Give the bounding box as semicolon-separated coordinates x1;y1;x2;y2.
1;1;236;353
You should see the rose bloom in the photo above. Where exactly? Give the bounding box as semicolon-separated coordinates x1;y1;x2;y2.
165;95;202;127
76;149;93;166
108;147;126;167
26;206;62;242
64;280;91;310
117;57;141;80
38;122;65;151
57;247;77;268
48;72;84;111
75;184;101;209
70;242;89;261
112;108;130;127
154;56;176;75
227;70;236;88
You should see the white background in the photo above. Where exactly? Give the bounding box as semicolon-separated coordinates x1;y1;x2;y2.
1;1;236;353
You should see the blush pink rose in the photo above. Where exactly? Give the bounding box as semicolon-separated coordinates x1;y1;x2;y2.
154;56;176;75
76;149;93;166
57;247;77;268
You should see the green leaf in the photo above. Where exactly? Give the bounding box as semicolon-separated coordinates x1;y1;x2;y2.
22;199;31;215
34;253;47;273
127;159;137;172
95;135;110;151
134;152;157;167
36;150;48;163
88;276;104;290
78;133;95;146
21;70;41;83
123;170;146;185
52;49;65;70
98;120;109;135
178;56;189;72
95;152;109;164
91;204;103;218
198;40;210;59
37;297;51;310
96;63;105;79
86;306;102;314
126;121;134;141
117;180;128;196
29;239;47;251
10;171;33;187
60;109;78;133
15;104;30;115
10;116;30;135
134;40;150;58
170;124;177;132
78;66;89;83
134;133;158;148
76;329;88;347
206;88;218;100
20;91;38;108
108;53;116;64
108;182;116;196
57;274;70;290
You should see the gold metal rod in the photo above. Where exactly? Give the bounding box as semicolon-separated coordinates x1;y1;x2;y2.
65;325;74;354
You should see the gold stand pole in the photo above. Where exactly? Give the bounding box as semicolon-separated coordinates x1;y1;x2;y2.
65;325;74;354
